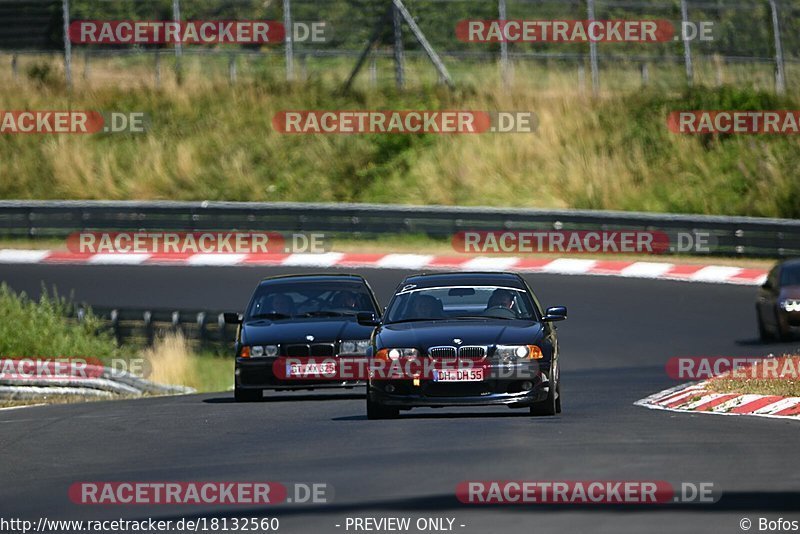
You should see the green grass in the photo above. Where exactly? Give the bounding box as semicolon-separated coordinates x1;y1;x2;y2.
191;352;234;393
0;283;120;362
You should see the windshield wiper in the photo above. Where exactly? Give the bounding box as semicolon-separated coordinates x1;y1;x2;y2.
299;311;351;317
452;315;516;321
385;317;439;324
250;312;292;320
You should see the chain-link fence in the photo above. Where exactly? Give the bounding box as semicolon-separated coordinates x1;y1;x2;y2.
1;0;798;93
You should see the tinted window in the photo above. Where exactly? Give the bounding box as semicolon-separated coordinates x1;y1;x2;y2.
247;280;377;319
385;285;537;323
780;265;800;287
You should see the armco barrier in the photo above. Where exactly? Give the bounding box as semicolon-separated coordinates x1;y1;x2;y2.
0;200;799;257
73;306;238;348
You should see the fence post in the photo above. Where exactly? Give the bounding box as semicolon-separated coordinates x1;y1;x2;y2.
640;63;649;87
82;50;89;81
172;0;182;83
370;51;377;87
392;2;405;89
498;0;509;86
769;0;786;95
299;53;307;81
586;0;599;97
62;0;72;89
284;0;294;81
680;0;693;86
155;50;161;88
578;63;585;94
228;54;237;85
11;54;18;80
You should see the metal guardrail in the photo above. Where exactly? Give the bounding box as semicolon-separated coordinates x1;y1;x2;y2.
72;305;238;348
0;200;799;258
0;358;196;400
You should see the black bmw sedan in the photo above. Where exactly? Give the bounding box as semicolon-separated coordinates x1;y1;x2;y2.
228;274;381;401
359;272;566;419
756;258;800;341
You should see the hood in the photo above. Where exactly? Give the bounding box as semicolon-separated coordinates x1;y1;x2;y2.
241;317;373;345
376;319;543;349
780;286;800;299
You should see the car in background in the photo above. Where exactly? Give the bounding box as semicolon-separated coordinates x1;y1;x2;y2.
359;272;566;419
757;258;800;341
227;274;381;401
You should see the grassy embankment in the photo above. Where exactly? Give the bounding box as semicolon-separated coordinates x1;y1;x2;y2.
0;55;799;218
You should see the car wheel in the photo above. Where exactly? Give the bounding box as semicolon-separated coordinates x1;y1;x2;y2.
234;386;262;402
366;388;399;420
778;323;792;341
530;379;557;417
757;309;772;341
555;380;562;414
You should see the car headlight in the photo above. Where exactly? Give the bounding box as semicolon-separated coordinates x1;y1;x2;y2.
495;345;543;360
340;339;370;356
247;345;278;358
780;299;800;312
376;348;419;361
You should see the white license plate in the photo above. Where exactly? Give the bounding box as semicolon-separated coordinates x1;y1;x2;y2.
432;368;484;382
287;363;336;377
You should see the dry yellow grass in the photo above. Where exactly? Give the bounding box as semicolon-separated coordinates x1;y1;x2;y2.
705;355;800;397
141;332;198;388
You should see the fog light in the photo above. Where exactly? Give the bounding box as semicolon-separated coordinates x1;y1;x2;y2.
521;381;533;391
385;384;396;393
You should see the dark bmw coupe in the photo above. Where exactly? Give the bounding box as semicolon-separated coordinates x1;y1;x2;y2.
756;258;800;341
227;274;381;401
359;272;567;419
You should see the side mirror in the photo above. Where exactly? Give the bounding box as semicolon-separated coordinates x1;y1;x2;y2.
224;312;242;325
357;312;381;327
543;306;567;322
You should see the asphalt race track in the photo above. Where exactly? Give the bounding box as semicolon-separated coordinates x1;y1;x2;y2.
1;264;799;534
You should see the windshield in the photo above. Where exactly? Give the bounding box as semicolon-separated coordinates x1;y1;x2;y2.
246;280;377;320
384;285;537;323
780;265;800;287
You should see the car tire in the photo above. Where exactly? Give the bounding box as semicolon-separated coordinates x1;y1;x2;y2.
778;324;792;341
366;388;399;420
555;380;562;414
774;311;793;341
757;309;772;341
530;379;558;417
234;386;262;402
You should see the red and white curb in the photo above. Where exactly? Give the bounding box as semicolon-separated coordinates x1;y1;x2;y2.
635;382;800;421
0;250;767;285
